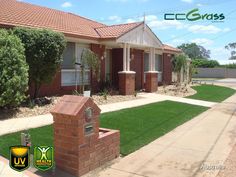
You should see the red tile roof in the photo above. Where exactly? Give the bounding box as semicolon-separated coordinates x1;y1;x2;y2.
163;44;182;53
95;22;143;39
0;0;145;40
0;0;105;39
0;0;182;54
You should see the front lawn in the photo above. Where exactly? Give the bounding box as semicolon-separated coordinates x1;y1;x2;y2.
187;84;235;102
0;101;207;157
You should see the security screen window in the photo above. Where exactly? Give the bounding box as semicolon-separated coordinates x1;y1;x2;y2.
61;42;90;86
155;54;163;82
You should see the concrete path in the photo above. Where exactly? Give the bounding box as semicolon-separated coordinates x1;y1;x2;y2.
84;93;236;177
0;94;216;136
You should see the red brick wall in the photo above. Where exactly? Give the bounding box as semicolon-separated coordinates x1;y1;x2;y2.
118;72;135;95
51;96;120;177
145;72;158;92
78;128;120;176
29;70;61;97
162;53;173;85
29;69;83;97
91;44;105;93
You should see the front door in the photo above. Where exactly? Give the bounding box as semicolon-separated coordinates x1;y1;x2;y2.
130;49;144;90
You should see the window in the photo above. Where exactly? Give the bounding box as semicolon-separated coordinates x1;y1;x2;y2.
144;53;149;72
155;54;162;72
61;42;75;69
61;42;90;86
155;54;163;82
105;49;112;81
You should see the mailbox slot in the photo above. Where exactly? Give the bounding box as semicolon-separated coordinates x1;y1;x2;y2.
84;123;94;135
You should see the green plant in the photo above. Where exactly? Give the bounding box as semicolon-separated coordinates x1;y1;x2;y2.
225;43;236;60
99;80;112;92
191;58;219;68
28;99;36;109
80;49;100;94
172;54;187;85
134;90;138;97
13;27;66;98
72;90;82;96
162;82;167;93
177;43;210;59
0;29;29;107
100;89;109;100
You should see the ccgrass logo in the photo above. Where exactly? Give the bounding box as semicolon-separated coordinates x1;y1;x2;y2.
164;8;225;22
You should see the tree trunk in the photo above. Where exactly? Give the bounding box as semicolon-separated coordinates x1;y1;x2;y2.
177;71;181;85
33;82;40;99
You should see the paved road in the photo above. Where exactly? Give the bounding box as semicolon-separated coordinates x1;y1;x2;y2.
193;78;236;90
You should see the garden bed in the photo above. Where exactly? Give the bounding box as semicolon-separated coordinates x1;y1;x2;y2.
0;94;140;120
157;84;197;97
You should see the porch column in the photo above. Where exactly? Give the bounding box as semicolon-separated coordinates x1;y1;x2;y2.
151;47;156;71
145;47;158;92
118;43;135;95
123;43;127;71
126;44;130;71
149;48;152;71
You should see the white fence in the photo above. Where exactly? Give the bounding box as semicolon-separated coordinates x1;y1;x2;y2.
193;68;236;78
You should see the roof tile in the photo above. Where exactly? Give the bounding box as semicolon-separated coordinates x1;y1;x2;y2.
95;22;142;39
0;0;105;38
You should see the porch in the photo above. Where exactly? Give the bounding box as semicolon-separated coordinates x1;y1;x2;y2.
60;43;165;95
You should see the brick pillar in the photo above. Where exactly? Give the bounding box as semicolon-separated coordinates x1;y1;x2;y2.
50;95;120;177
50;96;100;176
118;71;135;95
145;71;158;92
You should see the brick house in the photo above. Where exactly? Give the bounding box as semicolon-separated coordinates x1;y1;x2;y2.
0;0;181;96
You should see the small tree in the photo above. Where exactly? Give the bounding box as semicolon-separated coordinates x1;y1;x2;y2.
172;54;187;85
13;27;66;98
80;49;100;94
225;43;236;60
0;29;29;107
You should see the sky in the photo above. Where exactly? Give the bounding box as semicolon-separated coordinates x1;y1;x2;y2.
17;0;236;64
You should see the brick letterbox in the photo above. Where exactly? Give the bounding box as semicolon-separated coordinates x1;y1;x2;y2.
50;95;120;176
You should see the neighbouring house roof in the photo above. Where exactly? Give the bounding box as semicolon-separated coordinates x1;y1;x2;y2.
95;22;143;39
0;0;181;53
163;44;182;53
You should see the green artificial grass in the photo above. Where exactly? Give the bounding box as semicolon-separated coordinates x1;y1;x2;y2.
187;84;236;102
0;101;207;157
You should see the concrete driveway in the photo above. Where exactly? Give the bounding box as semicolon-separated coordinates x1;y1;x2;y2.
85;82;236;177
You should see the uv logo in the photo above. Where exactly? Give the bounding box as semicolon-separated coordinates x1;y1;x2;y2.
34;146;54;171
10;146;30;172
164;8;225;22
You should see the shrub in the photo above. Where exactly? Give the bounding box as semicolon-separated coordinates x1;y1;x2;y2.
172;54;187;84
0;29;29;107
13;27;66;98
192;58;220;68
